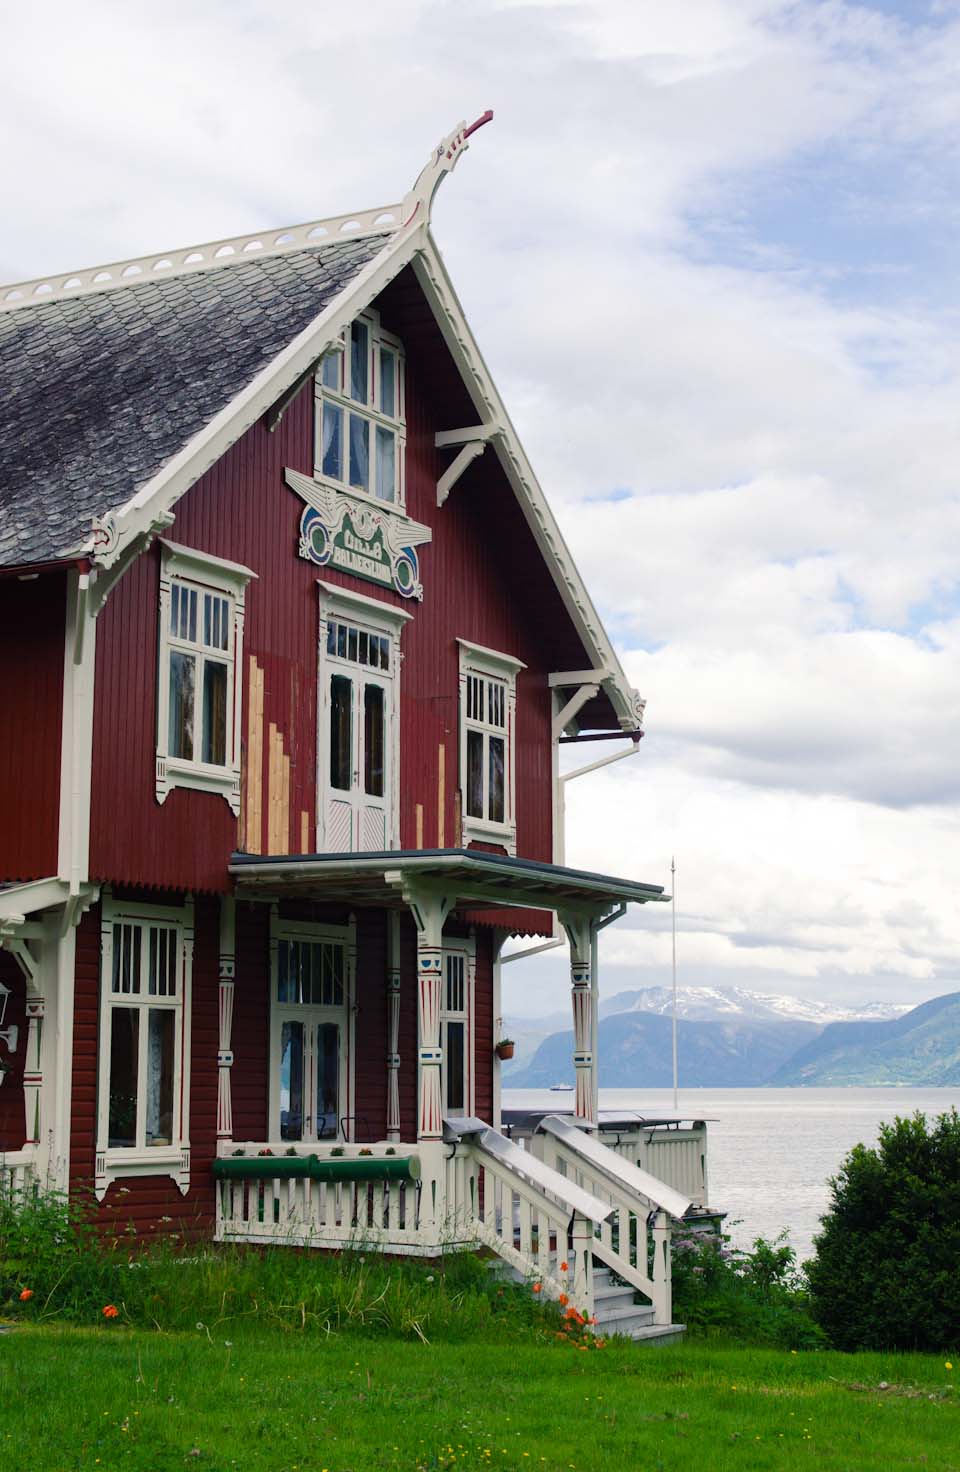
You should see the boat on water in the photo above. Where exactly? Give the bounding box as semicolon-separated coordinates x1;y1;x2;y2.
549;1082;574;1092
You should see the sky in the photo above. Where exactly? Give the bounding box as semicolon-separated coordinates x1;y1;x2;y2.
3;0;960;1017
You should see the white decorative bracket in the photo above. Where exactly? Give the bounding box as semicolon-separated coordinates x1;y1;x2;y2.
552;684;600;742
435;424;499;507
401;111;494;229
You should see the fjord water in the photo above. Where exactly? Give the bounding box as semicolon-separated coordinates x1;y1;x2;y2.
503;1086;960;1263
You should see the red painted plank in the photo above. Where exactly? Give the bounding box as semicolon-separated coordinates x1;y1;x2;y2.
0;572;64;881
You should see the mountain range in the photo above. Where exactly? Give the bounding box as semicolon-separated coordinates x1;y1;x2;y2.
503;984;958;1088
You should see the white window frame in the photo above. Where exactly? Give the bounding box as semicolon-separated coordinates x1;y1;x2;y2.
439;938;476;1118
95;894;194;1201
317;581;411;853
268;911;357;1143
458;639;525;855
155;541;256;814
314;308;407;510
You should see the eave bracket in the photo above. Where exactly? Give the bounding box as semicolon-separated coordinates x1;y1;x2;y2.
435;424;498;507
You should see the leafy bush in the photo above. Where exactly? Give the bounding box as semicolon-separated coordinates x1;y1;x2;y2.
806;1109;960;1352
671;1227;823;1348
0;1190;561;1345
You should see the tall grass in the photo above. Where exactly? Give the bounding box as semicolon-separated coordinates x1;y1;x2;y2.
0;1190;549;1343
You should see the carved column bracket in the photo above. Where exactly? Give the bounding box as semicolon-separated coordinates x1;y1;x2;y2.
217;898;236;1143
23;996;45;1146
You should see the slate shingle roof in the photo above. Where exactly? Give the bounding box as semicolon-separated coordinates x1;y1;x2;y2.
0;234;390;568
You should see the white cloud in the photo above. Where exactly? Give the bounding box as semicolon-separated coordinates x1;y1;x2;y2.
3;0;960;1017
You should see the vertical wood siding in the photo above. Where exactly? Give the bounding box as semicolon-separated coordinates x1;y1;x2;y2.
0;572;64;882
88;267;592;916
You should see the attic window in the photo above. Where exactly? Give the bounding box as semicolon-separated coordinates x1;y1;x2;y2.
316;309;405;506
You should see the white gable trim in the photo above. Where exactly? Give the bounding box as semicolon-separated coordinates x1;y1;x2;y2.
411;237;643;733
75;212;641;731
79;219;430;572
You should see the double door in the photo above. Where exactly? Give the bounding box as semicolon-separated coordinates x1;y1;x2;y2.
277;1009;344;1142
322;615;394;853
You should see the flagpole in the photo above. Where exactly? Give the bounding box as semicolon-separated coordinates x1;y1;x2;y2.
671;855;678;1111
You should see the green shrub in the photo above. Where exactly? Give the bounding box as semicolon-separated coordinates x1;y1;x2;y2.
806;1109;960;1352
671;1227;823;1348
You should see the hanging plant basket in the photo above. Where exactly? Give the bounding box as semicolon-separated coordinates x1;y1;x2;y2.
495;1040;515;1061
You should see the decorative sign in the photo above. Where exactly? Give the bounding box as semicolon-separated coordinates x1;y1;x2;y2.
285;468;432;601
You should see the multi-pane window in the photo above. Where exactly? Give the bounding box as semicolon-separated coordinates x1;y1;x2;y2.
273;933;349;1143
167;579;232;766
156;543;254;813
317;311;405;505
458;641;524;853
99;909;187;1155
464;672;507;825
326;618;391;672
276;939;345;1007
438;945;475;1118
441;952;468;1114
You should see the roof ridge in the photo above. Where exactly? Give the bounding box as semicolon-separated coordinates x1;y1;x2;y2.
0;202;402;313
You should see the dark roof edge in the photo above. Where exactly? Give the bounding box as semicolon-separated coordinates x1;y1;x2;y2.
229;846;667;902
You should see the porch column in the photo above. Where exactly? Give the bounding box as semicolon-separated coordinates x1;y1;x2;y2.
413;896;454;1143
217;897;236;1143
393;879;455;1242
560;911;596;1124
23;995;44;1146
386;911;401;1142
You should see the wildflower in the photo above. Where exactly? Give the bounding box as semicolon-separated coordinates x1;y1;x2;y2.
425;1275;434;1284
102;1305;119;1319
947;1362;954;1371
18;1289;33;1302
558;1294;568;1306
559;1261;568;1272
532;1282;542;1294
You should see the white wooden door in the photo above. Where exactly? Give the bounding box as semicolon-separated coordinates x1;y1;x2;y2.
322;617;394;853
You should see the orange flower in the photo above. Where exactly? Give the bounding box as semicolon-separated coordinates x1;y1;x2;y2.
102;1304;119;1319
18;1288;33;1302
558;1293;569;1306
559;1261;568;1272
531;1282;542;1294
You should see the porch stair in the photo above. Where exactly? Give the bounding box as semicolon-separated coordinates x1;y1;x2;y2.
592;1266;685;1345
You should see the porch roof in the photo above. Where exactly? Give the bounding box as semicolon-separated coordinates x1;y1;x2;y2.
229;847;667;916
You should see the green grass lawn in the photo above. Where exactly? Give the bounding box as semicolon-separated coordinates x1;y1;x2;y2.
0;1328;956;1472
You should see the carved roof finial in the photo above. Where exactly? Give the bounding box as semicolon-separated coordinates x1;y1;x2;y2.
402;111;494;228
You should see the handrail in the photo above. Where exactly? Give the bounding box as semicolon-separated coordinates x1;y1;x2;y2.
469;1126;615;1224
539;1115;692;1220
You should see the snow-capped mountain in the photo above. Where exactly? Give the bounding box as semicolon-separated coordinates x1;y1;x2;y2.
598;985;911;1026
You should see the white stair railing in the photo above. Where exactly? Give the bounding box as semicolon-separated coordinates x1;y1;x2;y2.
532;1115;692;1325
448;1125;615;1319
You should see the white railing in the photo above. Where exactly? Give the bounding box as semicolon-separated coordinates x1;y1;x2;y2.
530;1116;692;1325
215;1142;425;1255
0;1149;38;1205
447;1127;614;1318
213;1125;686;1326
602;1123;708;1209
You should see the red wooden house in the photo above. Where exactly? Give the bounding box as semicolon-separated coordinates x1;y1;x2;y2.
0;120;700;1335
